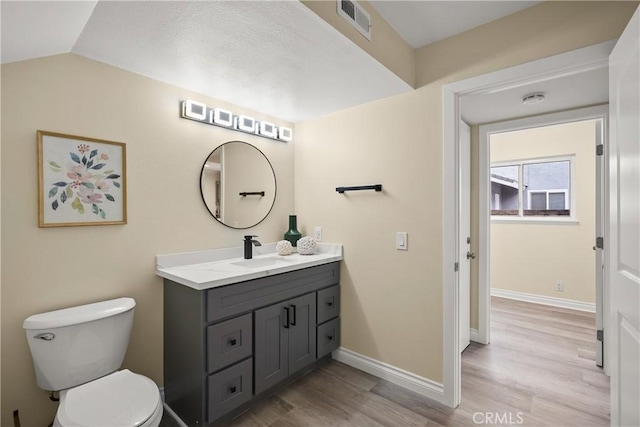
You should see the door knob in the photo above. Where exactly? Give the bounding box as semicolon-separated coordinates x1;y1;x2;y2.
466;252;476;260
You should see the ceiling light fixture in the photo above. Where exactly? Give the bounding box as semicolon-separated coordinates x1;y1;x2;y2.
522;92;545;105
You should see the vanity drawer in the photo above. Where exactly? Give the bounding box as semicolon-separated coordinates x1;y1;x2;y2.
207;262;339;322
207;314;252;373
317;285;340;324
207;358;253;423
317;317;340;359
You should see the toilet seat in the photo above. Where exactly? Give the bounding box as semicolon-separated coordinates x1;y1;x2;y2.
54;369;162;427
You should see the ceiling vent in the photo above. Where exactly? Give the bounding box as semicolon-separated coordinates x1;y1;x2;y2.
337;0;371;40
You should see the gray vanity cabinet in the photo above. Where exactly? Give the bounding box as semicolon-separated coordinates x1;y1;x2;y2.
164;262;339;426
254;292;316;394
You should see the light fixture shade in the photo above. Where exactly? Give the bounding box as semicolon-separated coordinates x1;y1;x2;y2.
259;121;277;138
183;100;208;121
278;126;293;142
235;115;256;133
211;108;233;127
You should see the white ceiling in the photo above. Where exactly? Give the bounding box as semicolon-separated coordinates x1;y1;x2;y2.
369;1;542;49
460;66;609;125
1;1;604;124
0;1;98;63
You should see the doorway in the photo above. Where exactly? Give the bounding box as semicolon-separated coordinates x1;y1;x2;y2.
442;40;614;408
478;107;607;371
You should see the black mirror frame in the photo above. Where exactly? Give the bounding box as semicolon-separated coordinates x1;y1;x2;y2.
199;141;277;229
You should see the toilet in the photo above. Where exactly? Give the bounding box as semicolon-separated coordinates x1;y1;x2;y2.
23;297;163;427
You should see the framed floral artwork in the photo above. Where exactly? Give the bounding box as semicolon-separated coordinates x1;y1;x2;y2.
37;131;127;227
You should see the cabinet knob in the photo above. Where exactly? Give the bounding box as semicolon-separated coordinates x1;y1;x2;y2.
229;338;237;346
327;301;334;307
327;335;333;340
229;386;237;394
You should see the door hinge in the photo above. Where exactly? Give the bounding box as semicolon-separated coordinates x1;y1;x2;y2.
454;262;459;272
597;329;604;342
596;144;604;156
596;237;604;249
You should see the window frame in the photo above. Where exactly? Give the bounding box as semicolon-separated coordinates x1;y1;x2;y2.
490;155;577;223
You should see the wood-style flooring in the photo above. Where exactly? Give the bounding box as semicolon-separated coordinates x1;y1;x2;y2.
161;297;609;426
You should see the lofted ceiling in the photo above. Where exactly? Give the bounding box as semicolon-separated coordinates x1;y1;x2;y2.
1;1;606;124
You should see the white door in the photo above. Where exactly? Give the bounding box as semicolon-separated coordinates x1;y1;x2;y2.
459;120;471;352
609;6;640;426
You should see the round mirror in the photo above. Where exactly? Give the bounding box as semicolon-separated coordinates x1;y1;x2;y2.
200;141;276;229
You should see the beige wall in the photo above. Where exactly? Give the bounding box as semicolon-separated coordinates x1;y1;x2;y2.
416;1;637;88
1;54;294;426
295;89;443;380
295;1;635;384
301;0;415;88
490;120;597;303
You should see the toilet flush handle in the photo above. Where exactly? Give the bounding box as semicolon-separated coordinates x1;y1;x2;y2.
34;332;55;341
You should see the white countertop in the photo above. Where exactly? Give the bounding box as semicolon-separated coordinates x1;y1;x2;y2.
156;243;343;290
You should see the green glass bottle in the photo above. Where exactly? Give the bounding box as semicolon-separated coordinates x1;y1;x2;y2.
284;215;302;247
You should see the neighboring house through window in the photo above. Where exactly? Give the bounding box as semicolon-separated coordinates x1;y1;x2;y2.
491;156;573;218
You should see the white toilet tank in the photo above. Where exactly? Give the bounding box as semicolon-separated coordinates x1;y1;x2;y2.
23;297;136;391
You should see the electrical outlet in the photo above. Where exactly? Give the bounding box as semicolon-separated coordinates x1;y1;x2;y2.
314;226;322;241
555;281;564;291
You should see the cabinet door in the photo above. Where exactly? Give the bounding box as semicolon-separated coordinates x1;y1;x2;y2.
254;302;289;394
288;293;317;375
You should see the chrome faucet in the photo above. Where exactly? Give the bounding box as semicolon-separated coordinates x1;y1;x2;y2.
243;235;262;259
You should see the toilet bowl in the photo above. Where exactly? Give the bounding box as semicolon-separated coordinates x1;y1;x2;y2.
53;370;163;427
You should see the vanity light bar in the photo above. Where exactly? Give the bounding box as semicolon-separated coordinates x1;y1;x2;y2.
180;100;292;142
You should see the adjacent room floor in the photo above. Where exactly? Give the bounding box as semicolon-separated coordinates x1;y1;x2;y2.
161;296;609;426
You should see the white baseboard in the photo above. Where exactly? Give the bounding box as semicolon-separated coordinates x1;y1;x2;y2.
470;328;480;342
491;288;596;313
332;347;443;403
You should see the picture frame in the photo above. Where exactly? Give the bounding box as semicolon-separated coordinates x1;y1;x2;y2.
37;131;127;227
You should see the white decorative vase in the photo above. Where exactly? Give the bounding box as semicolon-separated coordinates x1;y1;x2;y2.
276;240;293;256
296;236;316;255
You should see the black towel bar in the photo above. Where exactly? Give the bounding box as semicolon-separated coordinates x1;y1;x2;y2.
336;185;382;194
239;191;265;197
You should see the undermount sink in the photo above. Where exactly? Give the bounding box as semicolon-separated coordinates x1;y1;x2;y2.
231;256;294;268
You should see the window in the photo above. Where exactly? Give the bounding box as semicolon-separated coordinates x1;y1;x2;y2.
491;158;572;218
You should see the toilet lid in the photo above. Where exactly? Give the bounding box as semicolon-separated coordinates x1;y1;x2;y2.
57;370;160;427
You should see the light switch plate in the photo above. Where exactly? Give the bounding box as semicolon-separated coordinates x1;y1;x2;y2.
396;232;408;250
